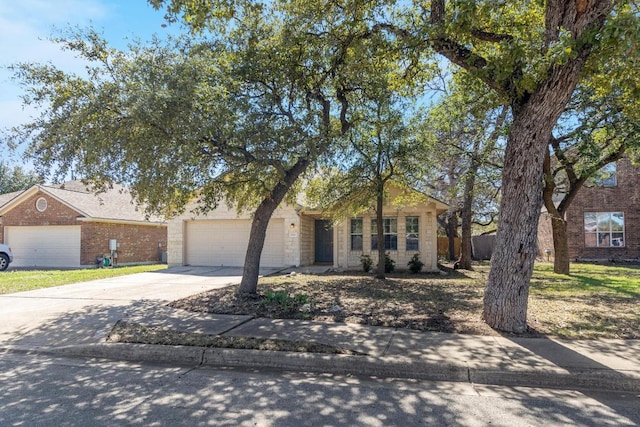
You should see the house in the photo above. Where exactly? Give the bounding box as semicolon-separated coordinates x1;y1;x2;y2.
167;185;448;272
0;181;167;268
538;157;639;261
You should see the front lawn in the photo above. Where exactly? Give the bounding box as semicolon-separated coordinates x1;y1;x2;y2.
0;264;168;295
170;262;640;339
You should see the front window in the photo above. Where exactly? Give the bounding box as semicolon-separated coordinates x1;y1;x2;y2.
584;212;625;247
406;216;419;251
350;218;363;251
371;218;398;251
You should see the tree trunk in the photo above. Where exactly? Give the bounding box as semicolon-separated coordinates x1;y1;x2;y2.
458;171;476;270
375;187;386;280
447;212;458;261
484;82;583;331
482;110;546;333
237;159;310;295
542;144;570;275
237;198;279;295
551;217;570;275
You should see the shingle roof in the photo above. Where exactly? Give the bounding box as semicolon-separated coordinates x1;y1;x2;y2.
0;190;25;209
1;181;164;224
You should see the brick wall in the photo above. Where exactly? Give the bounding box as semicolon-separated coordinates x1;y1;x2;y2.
1;190;167;266
1;192;79;245
2;192;80;227
81;222;167;265
536;213;554;258
565;157;640;260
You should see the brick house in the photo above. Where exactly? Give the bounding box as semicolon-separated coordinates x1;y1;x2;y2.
0;181;167;268
167;184;448;271
538;157;639;261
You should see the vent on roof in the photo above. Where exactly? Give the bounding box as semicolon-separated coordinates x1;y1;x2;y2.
36;197;48;212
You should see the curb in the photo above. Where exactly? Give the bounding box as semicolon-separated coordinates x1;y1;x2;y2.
46;343;640;393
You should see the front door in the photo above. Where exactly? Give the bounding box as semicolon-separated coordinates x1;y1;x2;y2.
314;220;333;264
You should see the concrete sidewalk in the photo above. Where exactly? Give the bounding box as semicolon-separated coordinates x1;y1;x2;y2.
26;306;640;393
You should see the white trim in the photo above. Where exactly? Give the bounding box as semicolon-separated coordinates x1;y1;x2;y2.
35;197;48;212
75;217;166;226
0;185;89;217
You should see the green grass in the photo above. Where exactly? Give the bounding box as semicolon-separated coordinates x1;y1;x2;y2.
531;262;640;298
0;264;168;295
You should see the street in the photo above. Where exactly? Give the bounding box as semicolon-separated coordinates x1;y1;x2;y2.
1;352;638;427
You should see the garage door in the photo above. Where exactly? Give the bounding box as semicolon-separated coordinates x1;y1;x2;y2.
5;226;81;268
185;219;284;267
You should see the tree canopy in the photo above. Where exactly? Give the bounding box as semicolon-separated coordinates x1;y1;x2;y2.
7;0;416;294
0;162;42;194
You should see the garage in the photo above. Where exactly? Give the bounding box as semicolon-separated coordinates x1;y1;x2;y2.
185;219;285;267
5;225;81;268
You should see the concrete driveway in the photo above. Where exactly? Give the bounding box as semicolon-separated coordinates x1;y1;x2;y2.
0;266;279;350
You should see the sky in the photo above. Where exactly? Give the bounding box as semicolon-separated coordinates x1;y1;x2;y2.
0;0;183;164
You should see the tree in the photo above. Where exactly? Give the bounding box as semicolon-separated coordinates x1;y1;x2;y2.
543;88;639;274
542;4;640;274
8;1;405;295
147;0;428;288
421;73;506;270
0;162;42;194
307;90;424;279
419;0;624;332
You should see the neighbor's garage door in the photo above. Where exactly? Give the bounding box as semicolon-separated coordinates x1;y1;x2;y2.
185;219;284;267
5;225;81;268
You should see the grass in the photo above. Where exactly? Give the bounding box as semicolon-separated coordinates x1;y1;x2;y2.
527;262;640;338
0;264;168;295
531;263;640;297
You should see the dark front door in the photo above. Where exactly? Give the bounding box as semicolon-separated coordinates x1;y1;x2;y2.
314;220;333;264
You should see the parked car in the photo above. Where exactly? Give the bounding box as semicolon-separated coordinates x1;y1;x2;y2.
0;244;13;271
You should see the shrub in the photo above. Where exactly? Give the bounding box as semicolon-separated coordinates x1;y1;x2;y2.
262;290;309;312
361;255;373;272
408;253;424;273
385;253;395;273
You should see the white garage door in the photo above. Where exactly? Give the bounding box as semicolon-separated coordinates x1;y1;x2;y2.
5;226;81;268
185;219;284;267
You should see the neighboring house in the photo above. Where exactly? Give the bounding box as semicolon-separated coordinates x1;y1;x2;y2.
167;185;448;272
0;181;167;268
538;157;639;261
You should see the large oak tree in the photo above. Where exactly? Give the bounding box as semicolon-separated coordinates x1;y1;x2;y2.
422;0;622;332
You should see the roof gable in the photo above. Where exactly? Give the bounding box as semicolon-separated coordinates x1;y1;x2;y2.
0;181;164;224
0;190;26;210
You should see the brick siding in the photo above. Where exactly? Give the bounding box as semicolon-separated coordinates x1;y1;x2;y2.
565;158;640;261
1;190;167;266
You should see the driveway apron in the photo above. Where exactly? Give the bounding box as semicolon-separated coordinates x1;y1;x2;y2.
0;267;271;349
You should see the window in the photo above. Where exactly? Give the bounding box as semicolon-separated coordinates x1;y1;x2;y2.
371;218;398;251
589;163;617;187
406;217;419;251
584;212;625;247
350;218;363;251
35;197;48;212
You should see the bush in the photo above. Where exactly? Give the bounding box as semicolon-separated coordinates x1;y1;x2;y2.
408;253;424;273
262;290;309;312
361;255;373;272
385;253;395;273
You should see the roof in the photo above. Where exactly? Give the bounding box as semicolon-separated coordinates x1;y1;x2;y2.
0;181;165;225
0;190;25;209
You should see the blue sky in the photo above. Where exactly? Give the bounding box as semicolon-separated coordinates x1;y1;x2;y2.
0;0;183;163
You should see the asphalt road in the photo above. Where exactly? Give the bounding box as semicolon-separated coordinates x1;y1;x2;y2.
0;352;638;427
